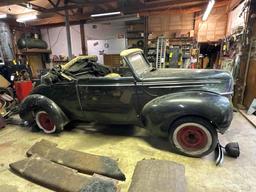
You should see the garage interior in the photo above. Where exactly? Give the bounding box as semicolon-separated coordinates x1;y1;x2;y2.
0;0;256;192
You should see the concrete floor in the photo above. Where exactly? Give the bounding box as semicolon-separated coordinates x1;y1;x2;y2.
0;112;255;192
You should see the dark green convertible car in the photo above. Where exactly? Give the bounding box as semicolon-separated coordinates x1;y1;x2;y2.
20;49;233;157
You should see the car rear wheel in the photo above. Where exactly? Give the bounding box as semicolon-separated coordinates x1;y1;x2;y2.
35;110;63;134
169;117;217;157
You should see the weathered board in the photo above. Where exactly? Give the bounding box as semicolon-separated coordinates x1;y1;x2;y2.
9;155;118;192
26;139;125;181
128;159;186;192
240;110;256;127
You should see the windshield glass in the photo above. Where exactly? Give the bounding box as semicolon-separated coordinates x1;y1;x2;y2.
127;53;150;76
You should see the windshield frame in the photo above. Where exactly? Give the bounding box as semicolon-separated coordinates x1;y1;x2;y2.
125;52;151;79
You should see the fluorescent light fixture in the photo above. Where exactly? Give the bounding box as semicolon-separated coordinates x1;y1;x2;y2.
16;14;37;23
0;14;7;19
202;0;215;21
91;11;121;18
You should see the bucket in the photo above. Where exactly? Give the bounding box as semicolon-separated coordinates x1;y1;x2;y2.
14;81;33;101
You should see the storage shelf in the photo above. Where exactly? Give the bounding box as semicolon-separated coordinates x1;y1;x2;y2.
127;30;144;33
19;48;51;54
127;37;144;39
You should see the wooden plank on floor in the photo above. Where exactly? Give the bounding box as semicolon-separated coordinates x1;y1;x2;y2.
239;110;256;128
128;159;186;192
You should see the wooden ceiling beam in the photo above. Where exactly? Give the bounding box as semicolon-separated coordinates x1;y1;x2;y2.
55;0;61;7
18;2;46;12
43;0;116;13
126;0;229;13
48;0;57;8
124;0;207;13
144;0;207;5
99;5;108;11
140;0;229;16
29;13;90;26
19;2;66;17
0;0;34;7
25;0;229;26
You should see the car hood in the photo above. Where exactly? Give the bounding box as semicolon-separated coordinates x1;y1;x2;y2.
140;68;233;95
142;68;231;81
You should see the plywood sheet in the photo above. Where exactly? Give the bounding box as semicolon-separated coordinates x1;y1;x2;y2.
149;13;194;36
197;7;228;42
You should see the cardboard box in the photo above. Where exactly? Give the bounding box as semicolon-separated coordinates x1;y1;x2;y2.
0;75;10;88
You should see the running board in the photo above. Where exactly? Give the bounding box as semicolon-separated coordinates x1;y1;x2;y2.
26;139;125;181
9;155;119;192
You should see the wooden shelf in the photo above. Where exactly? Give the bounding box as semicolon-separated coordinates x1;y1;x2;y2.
127;37;144;39
52;60;68;62
127;30;144;33
20;48;52;54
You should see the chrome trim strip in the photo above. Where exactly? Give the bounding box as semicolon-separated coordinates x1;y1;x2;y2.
79;83;135;87
149;85;204;89
140;80;221;86
219;91;233;96
78;80;221;87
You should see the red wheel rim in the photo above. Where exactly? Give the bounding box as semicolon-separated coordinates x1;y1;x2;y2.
176;125;208;151
38;112;55;132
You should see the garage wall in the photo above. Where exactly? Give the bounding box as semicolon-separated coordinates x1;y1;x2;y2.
196;6;228;42
148;13;194;37
226;0;247;35
40;22;126;60
244;14;256;108
41;25;82;57
85;22;126;40
148;6;228;42
85;22;126;64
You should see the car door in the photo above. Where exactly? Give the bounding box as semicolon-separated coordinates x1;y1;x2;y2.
77;76;139;124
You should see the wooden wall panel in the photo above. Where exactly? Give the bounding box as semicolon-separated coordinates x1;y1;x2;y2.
197;6;228;42
148;5;228;42
244;38;256;108
148;13;194;37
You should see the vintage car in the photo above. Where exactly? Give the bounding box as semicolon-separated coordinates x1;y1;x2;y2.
20;49;233;157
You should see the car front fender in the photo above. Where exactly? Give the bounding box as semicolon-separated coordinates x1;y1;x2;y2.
141;91;233;137
19;94;69;127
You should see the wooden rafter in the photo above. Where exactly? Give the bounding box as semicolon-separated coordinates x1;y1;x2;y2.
29;12;90;26
121;1;205;14
43;0;116;13
0;0;33;7
144;0;207;4
55;0;61;7
18;2;46;12
19;2;65;17
140;0;229;15
24;0;229;26
101;3;115;10
93;5;106;13
48;0;56;8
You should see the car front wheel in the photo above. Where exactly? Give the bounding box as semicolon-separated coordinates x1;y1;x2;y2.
169;117;217;157
35;110;62;134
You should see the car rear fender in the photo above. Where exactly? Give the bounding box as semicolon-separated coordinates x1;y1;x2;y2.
141;91;233;137
19;94;69;127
